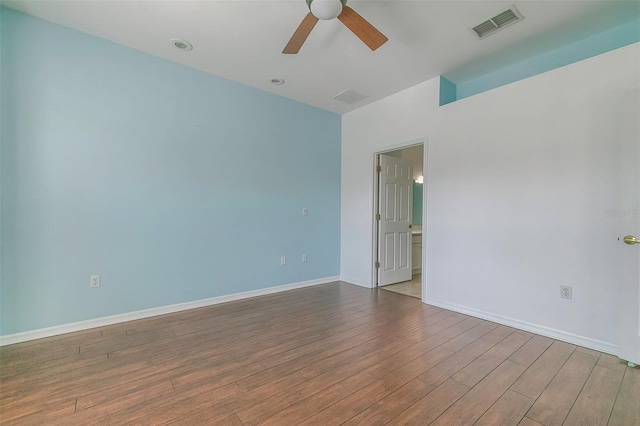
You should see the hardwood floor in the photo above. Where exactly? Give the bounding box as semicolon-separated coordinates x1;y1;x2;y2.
1;281;638;425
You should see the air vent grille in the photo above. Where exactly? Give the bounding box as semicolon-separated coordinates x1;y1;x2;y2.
492;9;519;27
333;89;368;104
472;5;524;39
472;21;498;37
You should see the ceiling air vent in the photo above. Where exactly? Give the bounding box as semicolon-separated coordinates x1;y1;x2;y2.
333;89;368;104
472;5;524;39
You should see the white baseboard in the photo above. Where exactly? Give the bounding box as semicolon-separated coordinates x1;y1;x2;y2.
0;276;340;346
340;276;372;289
424;298;618;356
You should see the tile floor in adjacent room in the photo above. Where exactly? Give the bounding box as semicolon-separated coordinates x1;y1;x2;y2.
380;274;422;299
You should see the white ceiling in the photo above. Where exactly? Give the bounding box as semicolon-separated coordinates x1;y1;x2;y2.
3;0;638;114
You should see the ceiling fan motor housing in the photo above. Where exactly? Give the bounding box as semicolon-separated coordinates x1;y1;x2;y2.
307;0;348;20
283;0;387;54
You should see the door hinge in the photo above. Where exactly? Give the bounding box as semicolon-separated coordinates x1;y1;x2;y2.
375;262;380;269
376;213;381;221
377;165;381;173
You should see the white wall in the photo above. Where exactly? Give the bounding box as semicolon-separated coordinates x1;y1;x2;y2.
340;78;438;287
341;43;640;353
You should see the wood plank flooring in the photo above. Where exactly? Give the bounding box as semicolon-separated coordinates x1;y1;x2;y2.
1;281;638;425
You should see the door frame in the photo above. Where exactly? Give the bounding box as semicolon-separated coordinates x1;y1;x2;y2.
377;154;414;286
371;138;428;302
617;86;640;366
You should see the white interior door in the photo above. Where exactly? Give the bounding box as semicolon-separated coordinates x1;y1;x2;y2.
377;154;412;286
618;87;640;365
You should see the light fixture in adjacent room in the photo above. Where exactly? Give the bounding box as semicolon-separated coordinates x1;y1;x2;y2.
415;175;424;184
170;38;193;51
270;78;285;85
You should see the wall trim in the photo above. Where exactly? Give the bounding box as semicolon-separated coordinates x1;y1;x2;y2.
340;276;372;289
0;276;340;346
425;298;618;356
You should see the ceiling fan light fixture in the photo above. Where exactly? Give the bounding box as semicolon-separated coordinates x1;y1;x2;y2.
309;0;344;20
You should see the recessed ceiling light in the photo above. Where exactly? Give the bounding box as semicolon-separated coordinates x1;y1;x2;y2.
170;38;193;51
270;78;285;86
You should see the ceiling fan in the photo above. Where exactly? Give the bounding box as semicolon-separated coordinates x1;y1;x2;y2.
283;0;388;54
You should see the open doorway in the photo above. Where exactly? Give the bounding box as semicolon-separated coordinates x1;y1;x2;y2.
373;143;424;299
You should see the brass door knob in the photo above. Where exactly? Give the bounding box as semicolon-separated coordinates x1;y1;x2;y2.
624;235;639;245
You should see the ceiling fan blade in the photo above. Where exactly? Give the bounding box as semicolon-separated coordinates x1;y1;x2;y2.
283;12;319;54
337;6;388;51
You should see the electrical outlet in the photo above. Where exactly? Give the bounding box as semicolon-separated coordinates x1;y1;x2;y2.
560;285;572;300
90;275;101;288
302;208;308;216
302;253;307;263
280;256;286;266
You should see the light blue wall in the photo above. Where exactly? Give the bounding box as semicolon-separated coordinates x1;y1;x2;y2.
438;77;457;106
0;8;341;335
454;19;640;101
